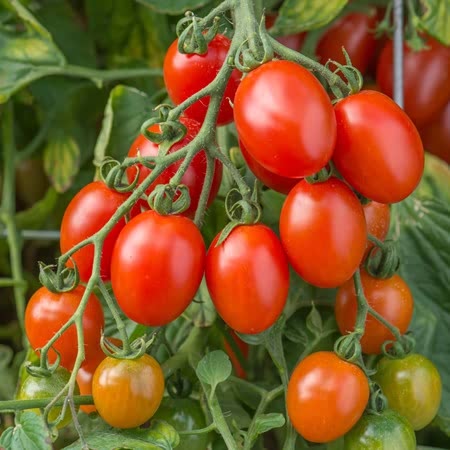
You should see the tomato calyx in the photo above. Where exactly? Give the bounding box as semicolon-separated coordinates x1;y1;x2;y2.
100;158;141;194
381;332;416;360
365;236;400;279
38;261;79;294
367;381;389;414
100;334;156;361
326;48;363;98
140;114;188;152
148;183;191;216
334;332;364;365
305;164;333;184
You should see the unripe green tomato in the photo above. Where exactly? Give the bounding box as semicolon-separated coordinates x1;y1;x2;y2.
344;409;416;449
152;397;210;450
18;366;79;428
373;353;442;430
15;158;49;208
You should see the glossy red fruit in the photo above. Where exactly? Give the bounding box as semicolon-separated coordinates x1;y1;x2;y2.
363;201;390;259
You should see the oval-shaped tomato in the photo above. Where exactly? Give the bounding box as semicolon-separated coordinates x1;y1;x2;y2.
206;224;289;334
287;351;369;443
376;37;450;127
111;211;205;326
25;286;104;370
18;366;80;428
316;11;378;76
152;398;210;450
92;354;164;429
280;177;366;288
60;181;133;282
363;201;390;259
344;409;416;449
374;353;442;430
126;117;222;218
335;271;414;354
234;60;336;178
333;91;424;203
223;330;249;379
266;14;306;51
239;141;300;194
163;34;241;126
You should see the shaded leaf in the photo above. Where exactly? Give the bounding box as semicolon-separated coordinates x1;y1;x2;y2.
137;0;214;15
254;413;285;434
419;0;450;46
185;278;217;327
196;350;232;395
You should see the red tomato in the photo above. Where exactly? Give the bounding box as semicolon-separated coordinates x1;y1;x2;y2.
333;91;424;203
223;330;249;379
239;141;300;194
25;286;104;370
111;211;205;326
205;224;289;334
335;270;414;354
234;60;336;178
126;117;222;218
287;351;370;443
376;37;450;127
265;14;306;51
363;201;390;259
163;34;241;126
60;181;134;282
316;11;378;76
280;177;366;288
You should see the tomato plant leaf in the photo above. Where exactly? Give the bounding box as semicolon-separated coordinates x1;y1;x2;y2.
136;0;214;15
305;303;323;336
254;413;285;434
15;188;59;230
185;279;217;327
0;412;52;450
271;0;349;35
419;0;450;46
196;350;232;396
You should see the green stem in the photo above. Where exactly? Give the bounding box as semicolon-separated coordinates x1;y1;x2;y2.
0;395;93;412
178;422;217;435
194;151;215;227
229;376;267;397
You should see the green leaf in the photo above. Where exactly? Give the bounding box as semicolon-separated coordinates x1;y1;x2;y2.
0;344;17;400
271;0;349;35
416;154;450;204
254;413;285;434
419;0;450;46
0;412;52;450
137;0;214;14
216;387;252;429
15;187;59;229
184;278;217;327
196;350;232;396
305;303;323;336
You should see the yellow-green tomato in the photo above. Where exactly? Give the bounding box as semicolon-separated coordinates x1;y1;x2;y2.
374;353;442;430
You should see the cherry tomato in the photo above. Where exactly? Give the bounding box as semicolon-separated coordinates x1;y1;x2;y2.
152;398;210;450
163;34;241;126
335;271;414;354
280;177;366;288
239;141;300;194
223;330;249;379
363;201;390;259
374;353;442;430
344;409;416;449
92;354;164;428
126;117;222;218
316;11;377;76
60;181;133;282
206;224;289;334
265;14;306;51
287;351;369;443
18;366;80;428
25;286;104;370
376;37;450;127
333;91;424;203
111;210;205;326
234;60;336;178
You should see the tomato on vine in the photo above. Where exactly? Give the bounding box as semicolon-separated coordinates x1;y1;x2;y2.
92;354;164;429
287;351;369;443
335;271;414;354
280;177;367;288
234;60;336;178
163;34;241;126
363;201;391;260
25;286;104;370
111;210;205;326
205;224;289;334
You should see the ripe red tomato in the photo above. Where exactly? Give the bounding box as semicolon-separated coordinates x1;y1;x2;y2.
60;181;133;282
316;11;378;76
223;330;249;379
234;60;336;178
92;354;164;428
239;141;300;194
25;286;104;370
333;91;424;203
163;34;241;126
126;117;222;218
205;224;289;334
111;210;205;326
280;177;366;288
376;37;450;127
287;351;370;443
335;270;414;354
363;201;390;259
265;14;306;51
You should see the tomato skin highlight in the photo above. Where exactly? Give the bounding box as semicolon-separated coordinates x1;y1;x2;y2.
60;181;132;282
363;201;390;259
234;60;336;178
163;34;241;126
92;354;165;429
335;271;414;354
287;351;370;443
25;286;104;370
374;353;442;431
377;37;450;127
111;210;205;326
205;224;289;334
280;177;367;288
333;91;424;203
